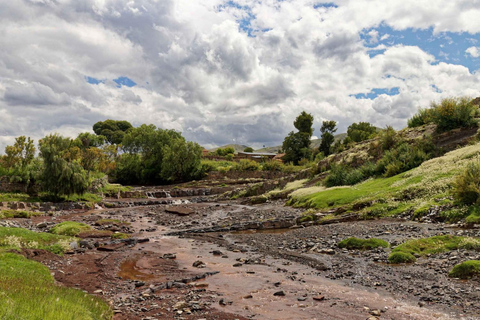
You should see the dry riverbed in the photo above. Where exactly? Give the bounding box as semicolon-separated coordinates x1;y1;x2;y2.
5;198;480;320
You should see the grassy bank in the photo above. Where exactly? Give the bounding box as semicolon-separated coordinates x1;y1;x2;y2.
288;142;480;221
0;252;112;320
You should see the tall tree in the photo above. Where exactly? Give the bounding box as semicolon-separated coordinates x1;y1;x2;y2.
93;120;133;144
282;111;314;165
39;134;89;197
319;120;337;156
3;136;35;169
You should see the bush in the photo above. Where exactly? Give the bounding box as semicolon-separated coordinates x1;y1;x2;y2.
324;162;377;187
453;162;480;205
431;97;477;132
338;237;389;250
388;252;416;264
408;108;433;128
262;160;284;171
449;260;480;279
379;126;398;151
244;147;254;152
233;159;260;171
50;222;92;236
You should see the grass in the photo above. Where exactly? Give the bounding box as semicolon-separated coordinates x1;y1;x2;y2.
388;235;480;263
111;232;130;239
449;260;480;279
0;209;42;219
0;227;75;254
338;237;389;250
50;221;92;237
266;179;308;198
388;252;417;264
0;193;41;203
0;252;112;320
288;142;480;220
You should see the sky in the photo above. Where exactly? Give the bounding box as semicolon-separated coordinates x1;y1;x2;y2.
1;0;480;151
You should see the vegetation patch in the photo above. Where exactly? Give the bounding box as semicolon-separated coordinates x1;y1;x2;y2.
0;252;112;319
388;252;417;264
50;221;92;237
449;260;480;279
388;235;480;263
0;227;74;254
338;237;389;250
0;209;42;219
111;232;131;240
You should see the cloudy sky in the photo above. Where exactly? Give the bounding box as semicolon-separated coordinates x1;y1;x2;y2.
1;0;480;151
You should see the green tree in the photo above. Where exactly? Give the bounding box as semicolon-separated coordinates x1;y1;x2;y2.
118;124;203;184
319;120;337;156
38;134;89;197
76;132;106;149
244;147;254;153
3;136;35;169
93;120;133;144
294;111;314;136
282;111;314;165
347;122;377;143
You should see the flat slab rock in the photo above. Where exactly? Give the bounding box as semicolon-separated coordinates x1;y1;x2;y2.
165;206;195;216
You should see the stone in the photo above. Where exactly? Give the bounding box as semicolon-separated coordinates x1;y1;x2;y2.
166;206;194;216
163;253;176;259
193;260;206;268
313;295;325;301
370;310;381;316
273;291;286;296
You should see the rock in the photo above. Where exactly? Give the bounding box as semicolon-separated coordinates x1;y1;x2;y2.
173;301;188;310
219;298;233;306
370;310;381;316
193;260;206;268
135;281;146;287
273;291;286;296
69;242;79;250
36;222;48;228
243;294;253;299
163;253;176;259
313;295;325;301
166;206;194;216
212;250;223;256
233;263;242;267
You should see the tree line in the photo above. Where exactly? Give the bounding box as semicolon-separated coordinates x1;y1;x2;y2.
0;120;204;197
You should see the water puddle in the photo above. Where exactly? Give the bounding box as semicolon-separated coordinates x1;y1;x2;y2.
118;258;157;281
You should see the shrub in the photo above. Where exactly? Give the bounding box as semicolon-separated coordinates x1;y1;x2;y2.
338;237;389;250
324;162;377;187
388;252;416;264
408;108;433;128
244;147;254;152
50;222;92;236
262;160;283;171
449;260;480;279
233;159;260;171
431;97;477;132
379;126;398;151
453;162;480;205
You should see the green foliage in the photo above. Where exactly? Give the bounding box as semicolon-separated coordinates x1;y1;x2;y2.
50;222;92;237
338;237;389;250
408;97;478;132
375;138;437;177
76;132;106;148
233;159;260;171
2;136;35;169
111;232;130;239
431;97;478;132
466;206;480;225
449;260;480;279
319;120;337;156
118;124;203;184
0;253;112;319
215;147;235;156
324;162;376;187
38;134;90;197
243;147;254;152
378;126;397;151
408;108;433;128
200;160;235;173
93;119;133;144
262;160;284;171
294;111;314;136
0;227;74;254
347;122;377;142
453;162;480;205
388;252;416;264
282;131;311;165
282;111;314;165
0;210;41;219
389;235;480;264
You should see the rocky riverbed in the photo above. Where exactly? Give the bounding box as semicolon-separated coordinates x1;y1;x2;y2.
5;196;480;320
